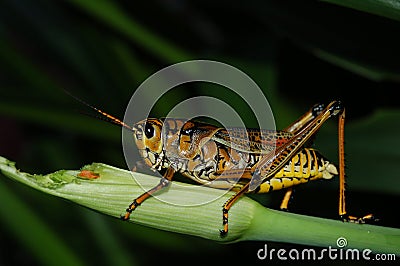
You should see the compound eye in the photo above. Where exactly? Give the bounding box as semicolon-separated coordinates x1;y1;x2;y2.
144;122;155;139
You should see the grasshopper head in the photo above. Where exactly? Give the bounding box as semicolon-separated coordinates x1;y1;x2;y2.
133;119;164;168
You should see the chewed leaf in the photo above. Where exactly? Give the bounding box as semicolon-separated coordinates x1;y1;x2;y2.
1;155;399;255
78;170;100;179
0;156;255;242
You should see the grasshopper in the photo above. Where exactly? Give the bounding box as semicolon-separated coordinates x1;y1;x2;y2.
77;97;375;236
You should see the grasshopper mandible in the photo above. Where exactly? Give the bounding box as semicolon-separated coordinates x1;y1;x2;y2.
77;97;375;236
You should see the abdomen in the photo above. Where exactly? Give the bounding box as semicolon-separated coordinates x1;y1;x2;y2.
255;148;338;193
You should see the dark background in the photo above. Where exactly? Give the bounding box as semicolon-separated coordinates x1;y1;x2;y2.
0;1;399;265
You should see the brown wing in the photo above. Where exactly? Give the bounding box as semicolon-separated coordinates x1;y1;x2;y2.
212;128;293;154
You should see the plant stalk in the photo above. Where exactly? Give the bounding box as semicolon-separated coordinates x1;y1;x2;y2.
0;156;399;255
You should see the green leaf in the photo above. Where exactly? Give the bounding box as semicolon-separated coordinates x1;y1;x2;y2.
66;0;192;62
1;156;399;255
314;48;400;82
322;0;400;22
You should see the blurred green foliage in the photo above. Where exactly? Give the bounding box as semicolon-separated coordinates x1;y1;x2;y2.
0;0;399;265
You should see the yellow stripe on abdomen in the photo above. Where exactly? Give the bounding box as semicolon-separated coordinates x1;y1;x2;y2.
257;148;338;193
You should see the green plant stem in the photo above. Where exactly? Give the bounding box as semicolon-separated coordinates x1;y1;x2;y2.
245;206;399;254
0;156;399;255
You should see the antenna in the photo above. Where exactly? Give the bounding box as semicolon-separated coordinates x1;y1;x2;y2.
64;89;135;131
